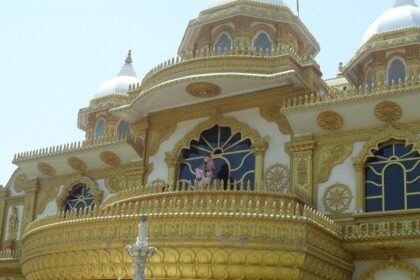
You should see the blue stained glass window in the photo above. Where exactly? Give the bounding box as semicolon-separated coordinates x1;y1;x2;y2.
214;33;232;53
117;121;131;137
388;58;406;84
95;119;106;139
64;184;95;212
253;32;273;53
365;140;420;212
179;125;255;188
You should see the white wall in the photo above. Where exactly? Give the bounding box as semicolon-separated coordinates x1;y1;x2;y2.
318;142;365;214
148;108;291;182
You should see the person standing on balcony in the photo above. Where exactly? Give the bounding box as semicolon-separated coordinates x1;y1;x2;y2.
195;152;216;188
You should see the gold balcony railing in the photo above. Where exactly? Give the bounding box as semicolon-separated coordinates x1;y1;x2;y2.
128;45;319;95
13;134;142;163
281;75;420;112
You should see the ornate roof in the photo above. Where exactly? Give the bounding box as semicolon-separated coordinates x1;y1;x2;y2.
362;0;420;44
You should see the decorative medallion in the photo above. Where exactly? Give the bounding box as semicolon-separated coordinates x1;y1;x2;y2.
322;183;353;214
100;151;121;166
317;111;344;131
105;175;127;193
374;101;403;123
186;82;221;98
37;162;56;177
14;174;27;193
264;163;290;192
67;157;87;172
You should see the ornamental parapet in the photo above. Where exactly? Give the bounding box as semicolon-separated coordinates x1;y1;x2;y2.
12;134;142;163
0;249;19;261
340;211;420;245
128;46;319;95
281;75;420;113
20;187;352;279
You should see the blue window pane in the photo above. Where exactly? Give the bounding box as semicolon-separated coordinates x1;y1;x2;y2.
388;58;406;84
253;32;272;52
384;164;405;211
117;121;131;137
408;195;420;209
95;119;106;138
64;184;95;212
366;198;382;212
214;33;232;52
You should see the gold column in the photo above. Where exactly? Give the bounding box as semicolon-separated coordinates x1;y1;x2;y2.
0;186;7;243
251;138;268;192
354;162;365;212
126;161;146;188
165;152;180;186
22;179;39;234
286;135;316;205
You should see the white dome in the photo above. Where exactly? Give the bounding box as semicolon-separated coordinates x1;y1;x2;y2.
362;0;420;44
95;51;140;98
209;0;285;8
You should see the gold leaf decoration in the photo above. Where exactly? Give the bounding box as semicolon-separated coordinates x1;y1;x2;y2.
317;144;353;183
37;162;56;177
317;111;344;131
374;100;403;123
67;157;87;172
100;151;121;166
186;82;221;98
264;163;290;192
322;183;352;214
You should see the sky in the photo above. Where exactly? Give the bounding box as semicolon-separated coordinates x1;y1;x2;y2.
0;0;398;185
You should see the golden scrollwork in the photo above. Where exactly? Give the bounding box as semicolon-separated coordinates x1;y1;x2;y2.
322;183;353;214
67;157;87;172
374;100;403;123
13;174;27;193
186;82;221;98
264;163;290;192
317;144;353;183
100;151;121;166
105;175;127;193
259;104;293;135
317;111;344;131
37;162;56;177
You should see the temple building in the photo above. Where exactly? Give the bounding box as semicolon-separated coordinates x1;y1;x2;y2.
1;0;420;279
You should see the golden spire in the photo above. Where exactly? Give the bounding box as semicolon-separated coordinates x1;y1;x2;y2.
125;50;132;64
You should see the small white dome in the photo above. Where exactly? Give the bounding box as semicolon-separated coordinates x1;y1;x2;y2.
362;0;420;44
209;0;285;8
95;51;140;98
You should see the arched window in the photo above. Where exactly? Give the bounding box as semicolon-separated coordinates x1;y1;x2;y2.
214;33;232;53
64;184;95;212
117;121;131;137
179;125;255;188
365;140;420;212
252;32;273;53
387;58;407;84
94;119;106;138
365;68;373;90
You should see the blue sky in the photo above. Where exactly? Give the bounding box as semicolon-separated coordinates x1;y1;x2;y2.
0;0;397;184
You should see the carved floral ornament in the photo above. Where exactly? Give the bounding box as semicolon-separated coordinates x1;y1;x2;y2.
186;82;221;98
14;174;27;193
67;157;87;172
322;183;353;214
264;163;290;192
100;151;121;166
316;111;344;131
374;100;403;123
358;257;418;280
105;175;127;193
37;162;56;177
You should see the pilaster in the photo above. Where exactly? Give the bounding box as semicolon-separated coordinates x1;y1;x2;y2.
165;152;181;186
286;134;316;205
0;187;7;244
22;179;39;233
251;138;269;191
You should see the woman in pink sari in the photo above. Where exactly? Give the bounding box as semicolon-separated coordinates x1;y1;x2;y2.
195;153;216;188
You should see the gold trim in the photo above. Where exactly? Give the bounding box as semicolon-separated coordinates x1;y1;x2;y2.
186;82;221;98
37;163;56;177
358;257;417;280
374;100;403;123
322;183;353;214
317;111;344;131
67;157;87;172
99;151;121;166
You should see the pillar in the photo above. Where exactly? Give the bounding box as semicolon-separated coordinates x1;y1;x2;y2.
251;138;269;192
354;162;365;212
165;152;180;187
0;186;7;244
286;134;316;205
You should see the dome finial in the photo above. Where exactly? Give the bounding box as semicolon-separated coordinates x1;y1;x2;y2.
125;50;132;64
394;0;417;7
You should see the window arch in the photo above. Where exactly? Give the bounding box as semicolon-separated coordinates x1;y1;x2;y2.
64;184;95;212
252;32;273;53
116;120;131;137
214;32;232;53
365;140;420;212
179;125;255;188
94;119;106;138
387;57;407;84
365;68;374;90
